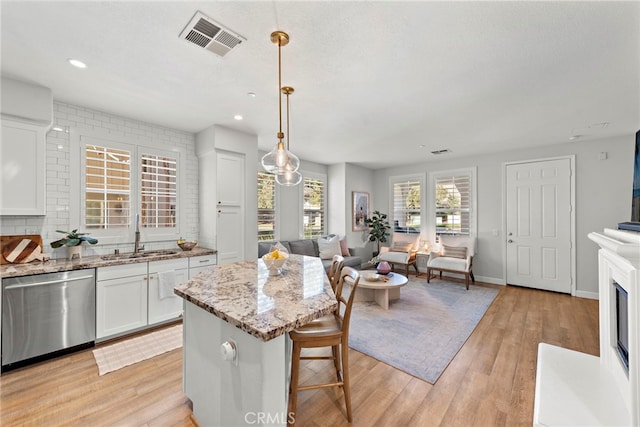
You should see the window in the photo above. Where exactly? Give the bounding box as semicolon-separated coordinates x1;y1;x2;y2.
303;175;325;239
432;170;474;236
140;152;177;229
392;178;422;234
258;172;276;241
84;144;131;229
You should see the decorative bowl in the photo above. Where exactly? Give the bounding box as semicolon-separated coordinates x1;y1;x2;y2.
362;272;381;282
177;240;198;251
262;251;288;275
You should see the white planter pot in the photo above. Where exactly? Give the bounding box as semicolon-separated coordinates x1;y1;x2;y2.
67;245;82;260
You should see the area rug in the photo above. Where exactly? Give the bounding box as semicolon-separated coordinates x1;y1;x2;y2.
92;324;182;376
348;277;498;384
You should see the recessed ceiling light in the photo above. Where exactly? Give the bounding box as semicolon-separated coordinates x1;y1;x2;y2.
418;144;425;148
68;58;87;69
234;115;243;121
247;92;256;98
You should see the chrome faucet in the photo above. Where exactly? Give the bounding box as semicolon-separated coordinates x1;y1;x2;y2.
134;213;144;253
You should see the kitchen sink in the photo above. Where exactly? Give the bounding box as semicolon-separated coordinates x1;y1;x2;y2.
100;249;180;261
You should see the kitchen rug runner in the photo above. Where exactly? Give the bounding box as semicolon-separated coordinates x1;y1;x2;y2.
348;277;498;384
92;324;182;375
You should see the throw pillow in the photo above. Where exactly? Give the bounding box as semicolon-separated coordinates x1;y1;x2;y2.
317;235;341;259
339;237;350;257
391;241;413;252
442;245;467;259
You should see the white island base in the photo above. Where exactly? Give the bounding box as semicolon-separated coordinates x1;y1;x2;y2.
183;301;291;426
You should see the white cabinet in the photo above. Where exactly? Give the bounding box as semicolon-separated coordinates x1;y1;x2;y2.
0;119;46;215
148;258;188;325
96;263;148;339
189;254;217;278
216;151;245;264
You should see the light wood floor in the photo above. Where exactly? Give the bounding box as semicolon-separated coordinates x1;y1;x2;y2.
0;283;599;427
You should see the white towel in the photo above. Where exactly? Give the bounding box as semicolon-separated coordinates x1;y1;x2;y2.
158;270;176;300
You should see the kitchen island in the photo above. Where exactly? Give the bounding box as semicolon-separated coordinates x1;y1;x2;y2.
174;254;337;426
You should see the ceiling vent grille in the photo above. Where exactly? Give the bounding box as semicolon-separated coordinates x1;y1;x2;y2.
430;149;452;155
179;11;246;57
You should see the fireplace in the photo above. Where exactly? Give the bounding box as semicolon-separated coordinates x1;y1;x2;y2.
534;228;639;426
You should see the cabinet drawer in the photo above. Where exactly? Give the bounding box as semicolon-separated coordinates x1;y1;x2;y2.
98;263;147;280
189;255;217;269
149;258;188;273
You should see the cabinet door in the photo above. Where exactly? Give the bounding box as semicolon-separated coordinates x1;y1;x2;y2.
1;120;45;215
217;207;244;264
216;151;244;206
189;254;217;278
148;267;188;325
96;275;148;339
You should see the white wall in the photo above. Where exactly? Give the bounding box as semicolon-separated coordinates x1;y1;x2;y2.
344;164;376;260
372;135;634;296
0;101;199;258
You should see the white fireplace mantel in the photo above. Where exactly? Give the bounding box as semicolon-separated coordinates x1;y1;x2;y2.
534;228;639;426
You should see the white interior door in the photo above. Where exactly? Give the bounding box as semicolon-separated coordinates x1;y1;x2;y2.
505;158;573;293
216;151;244;264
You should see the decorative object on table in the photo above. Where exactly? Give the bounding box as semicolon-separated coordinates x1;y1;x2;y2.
177;237;198;251
352;191;370;231
261;30;302;186
50;229;98;259
376;261;392;275
364;210;390;254
362;272;381;282
349;277;499;383
262;242;289;276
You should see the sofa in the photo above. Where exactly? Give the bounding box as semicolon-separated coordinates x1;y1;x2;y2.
258;238;362;273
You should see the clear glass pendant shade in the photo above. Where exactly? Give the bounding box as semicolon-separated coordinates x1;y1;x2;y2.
261;141;300;174
276;169;302;186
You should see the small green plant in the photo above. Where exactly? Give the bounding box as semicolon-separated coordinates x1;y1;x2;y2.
364;210;391;254
50;229;98;248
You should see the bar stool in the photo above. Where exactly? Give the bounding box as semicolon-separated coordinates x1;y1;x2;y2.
287;266;361;425
327;254;344;292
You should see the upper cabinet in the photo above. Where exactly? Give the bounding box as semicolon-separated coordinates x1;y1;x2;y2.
0;77;52;216
1;120;46;215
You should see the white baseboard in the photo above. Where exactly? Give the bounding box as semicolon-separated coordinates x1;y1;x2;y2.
575;289;599;300
475;275;505;285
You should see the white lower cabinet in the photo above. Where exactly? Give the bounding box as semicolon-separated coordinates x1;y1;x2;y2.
96;263;148;339
148;258;188;325
188;254;217;278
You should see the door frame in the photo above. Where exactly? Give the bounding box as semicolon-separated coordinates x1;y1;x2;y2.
501;155;576;295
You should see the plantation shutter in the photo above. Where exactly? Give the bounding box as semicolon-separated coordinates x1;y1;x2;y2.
140;153;177;229
258;172;276;241
303;177;325;239
85;145;131;229
392;179;421;234
435;174;471;235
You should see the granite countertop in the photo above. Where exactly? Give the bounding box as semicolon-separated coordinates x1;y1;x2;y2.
0;247;217;278
174;254;338;342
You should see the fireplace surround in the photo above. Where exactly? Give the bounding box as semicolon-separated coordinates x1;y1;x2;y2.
533;228;638;426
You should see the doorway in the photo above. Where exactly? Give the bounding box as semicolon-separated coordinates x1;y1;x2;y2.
504;157;575;294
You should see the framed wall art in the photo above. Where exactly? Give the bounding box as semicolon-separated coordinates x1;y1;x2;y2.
352;191;370;231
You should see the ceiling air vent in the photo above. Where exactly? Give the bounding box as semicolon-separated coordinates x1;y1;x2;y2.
430;149;452;155
179;11;246;57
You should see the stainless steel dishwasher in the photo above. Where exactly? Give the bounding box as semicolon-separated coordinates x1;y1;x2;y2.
2;268;96;371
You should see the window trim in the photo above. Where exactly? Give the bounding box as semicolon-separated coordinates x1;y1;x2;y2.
427;167;477;242
299;171;327;239
257;171;279;241
70;130;185;245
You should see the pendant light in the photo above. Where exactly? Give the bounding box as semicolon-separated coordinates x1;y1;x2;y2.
261;30;300;176
276;86;302;186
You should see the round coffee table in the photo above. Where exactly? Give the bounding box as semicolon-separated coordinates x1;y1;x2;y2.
349;271;408;310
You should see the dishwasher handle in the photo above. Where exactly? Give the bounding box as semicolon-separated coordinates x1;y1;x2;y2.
4;274;95;290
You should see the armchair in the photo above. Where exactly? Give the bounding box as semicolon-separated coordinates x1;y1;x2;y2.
378;236;420;276
426;236;476;289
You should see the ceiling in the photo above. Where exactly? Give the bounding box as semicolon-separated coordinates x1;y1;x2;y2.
1;1;639;169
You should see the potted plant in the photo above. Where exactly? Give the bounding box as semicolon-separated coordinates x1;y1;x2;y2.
364;210;391;255
51;229;98;259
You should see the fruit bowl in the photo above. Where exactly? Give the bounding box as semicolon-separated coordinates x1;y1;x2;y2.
262;250;288;275
177;240;198;251
362;272;381;282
